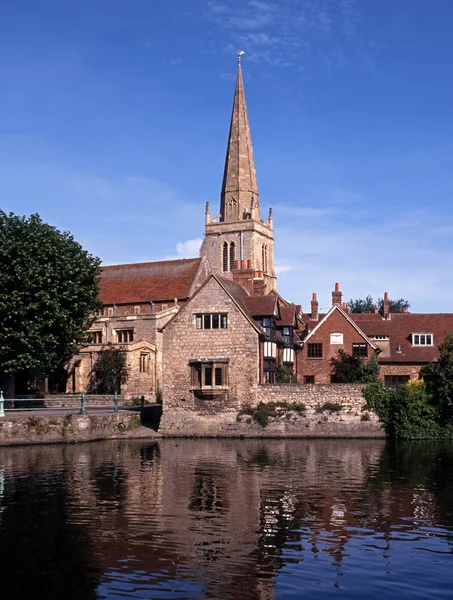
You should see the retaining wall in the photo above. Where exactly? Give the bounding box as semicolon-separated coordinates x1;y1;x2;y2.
160;383;385;437
0;412;142;446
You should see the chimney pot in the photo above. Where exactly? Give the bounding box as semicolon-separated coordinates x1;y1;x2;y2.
247;259;252;269
312;292;317;301
335;282;340;292
234;260;239;270
384;291;389;300
240;259;245;269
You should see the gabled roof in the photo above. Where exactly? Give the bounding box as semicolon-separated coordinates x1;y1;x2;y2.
243;294;279;317
302;304;378;350
277;305;298;327
99;258;203;305
350;312;453;363
160;274;265;335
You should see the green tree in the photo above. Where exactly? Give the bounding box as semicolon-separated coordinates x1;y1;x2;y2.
87;345;129;394
348;295;410;315
0;211;101;394
348;295;376;314
377;297;410;314
420;332;453;426
330;350;379;383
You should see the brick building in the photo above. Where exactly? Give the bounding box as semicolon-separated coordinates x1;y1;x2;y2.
298;284;453;387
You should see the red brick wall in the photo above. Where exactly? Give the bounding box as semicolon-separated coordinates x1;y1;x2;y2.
298;309;374;385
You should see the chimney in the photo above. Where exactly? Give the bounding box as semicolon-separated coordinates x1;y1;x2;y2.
332;282;342;306
232;259;255;295
253;270;265;296
383;291;390;320
311;293;319;321
342;302;349;313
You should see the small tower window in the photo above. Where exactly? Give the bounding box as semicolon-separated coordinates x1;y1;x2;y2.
229;242;235;271
262;244;268;274
222;242;228;272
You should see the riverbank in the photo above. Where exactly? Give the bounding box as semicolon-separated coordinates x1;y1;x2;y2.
0;412;161;446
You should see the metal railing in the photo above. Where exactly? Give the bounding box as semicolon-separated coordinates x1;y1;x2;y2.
0;391;121;418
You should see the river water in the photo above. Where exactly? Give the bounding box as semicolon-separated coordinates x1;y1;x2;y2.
0;439;452;599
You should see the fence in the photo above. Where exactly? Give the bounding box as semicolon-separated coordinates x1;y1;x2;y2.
0;391;127;418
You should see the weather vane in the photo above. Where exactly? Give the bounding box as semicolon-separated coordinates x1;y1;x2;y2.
237;50;245;65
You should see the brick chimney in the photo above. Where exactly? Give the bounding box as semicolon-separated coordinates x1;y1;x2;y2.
332;282;342;306
311;293;319;321
253;270;265;295
383;291;390;320
342;302;349;313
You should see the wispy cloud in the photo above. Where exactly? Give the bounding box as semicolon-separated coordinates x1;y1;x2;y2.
166;238;203;260
203;0;371;70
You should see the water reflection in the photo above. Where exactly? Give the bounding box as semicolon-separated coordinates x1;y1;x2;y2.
0;439;452;599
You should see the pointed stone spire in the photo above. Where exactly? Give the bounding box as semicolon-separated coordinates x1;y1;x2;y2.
220;52;259;222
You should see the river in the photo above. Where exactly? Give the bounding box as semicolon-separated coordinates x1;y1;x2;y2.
0;439;452;599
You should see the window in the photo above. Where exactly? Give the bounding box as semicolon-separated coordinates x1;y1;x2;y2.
307;343;322;358
89;331;102;344
262;244;268;273
117;329;134;343
330;333;344;345
304;375;315;384
195;313;228;330
139;354;149;373
134;306;140;315
191;360;229;392
262;317;272;336
352;343;368;358
264;359;276;383
283;348;294;363
264;341;277;358
229;242;235;271
412;333;433;346
107;307;114;316
282;326;292;345
373;335;389;341
384;375;410;389
222;242;228;272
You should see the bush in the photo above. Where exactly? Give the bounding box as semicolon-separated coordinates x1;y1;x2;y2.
315;402;342;414
363;381;441;439
330;351;379;384
237;401;306;428
87;344;129;394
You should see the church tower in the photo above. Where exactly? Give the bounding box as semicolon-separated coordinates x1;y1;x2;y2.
200;52;276;293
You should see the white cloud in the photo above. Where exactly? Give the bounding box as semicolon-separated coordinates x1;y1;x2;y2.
275;264;293;274
175;238;203;258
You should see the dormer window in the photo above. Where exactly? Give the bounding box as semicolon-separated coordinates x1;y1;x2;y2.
412;333;433;346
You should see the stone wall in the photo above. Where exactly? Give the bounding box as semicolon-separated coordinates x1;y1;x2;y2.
160;277;260;432
0;412;142;446
161;383;384;438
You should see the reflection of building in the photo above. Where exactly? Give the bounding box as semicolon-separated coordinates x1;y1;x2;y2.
2;439;452;598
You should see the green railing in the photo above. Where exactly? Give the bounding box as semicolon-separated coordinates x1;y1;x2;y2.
0;391;120;418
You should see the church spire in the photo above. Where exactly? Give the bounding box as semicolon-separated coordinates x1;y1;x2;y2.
220;51;259;222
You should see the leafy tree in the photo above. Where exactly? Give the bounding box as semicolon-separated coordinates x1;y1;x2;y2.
348;295;410;315
348;295;375;314
330;350;379;383
420;332;453;426
377;297;410;315
87;345;129;394
363;380;441;439
0;211;101;394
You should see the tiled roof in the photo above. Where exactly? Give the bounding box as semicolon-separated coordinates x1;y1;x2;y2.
350;313;453;363
99;258;202;305
216;276;266;335
277;305;298;327
243;295;278;317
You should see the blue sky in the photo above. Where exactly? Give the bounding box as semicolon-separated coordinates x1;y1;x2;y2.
1;0;452;312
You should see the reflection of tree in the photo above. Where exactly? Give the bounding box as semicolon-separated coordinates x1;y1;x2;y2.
0;472;101;599
92;462;128;508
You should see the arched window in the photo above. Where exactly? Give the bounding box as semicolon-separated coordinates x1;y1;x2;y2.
265;245;268;273
262;244;265;273
222;242;228;272
229;242;235;271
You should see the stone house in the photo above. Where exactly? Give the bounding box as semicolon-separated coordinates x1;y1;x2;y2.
159;273;300;432
67;257;210;397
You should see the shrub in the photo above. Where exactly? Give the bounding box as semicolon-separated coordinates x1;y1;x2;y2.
363;381;441;439
315;402;342;414
330;350;379;384
237;401;306;428
87;344;129;394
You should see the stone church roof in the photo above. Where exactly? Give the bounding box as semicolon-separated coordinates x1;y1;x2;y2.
99;258;203;305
